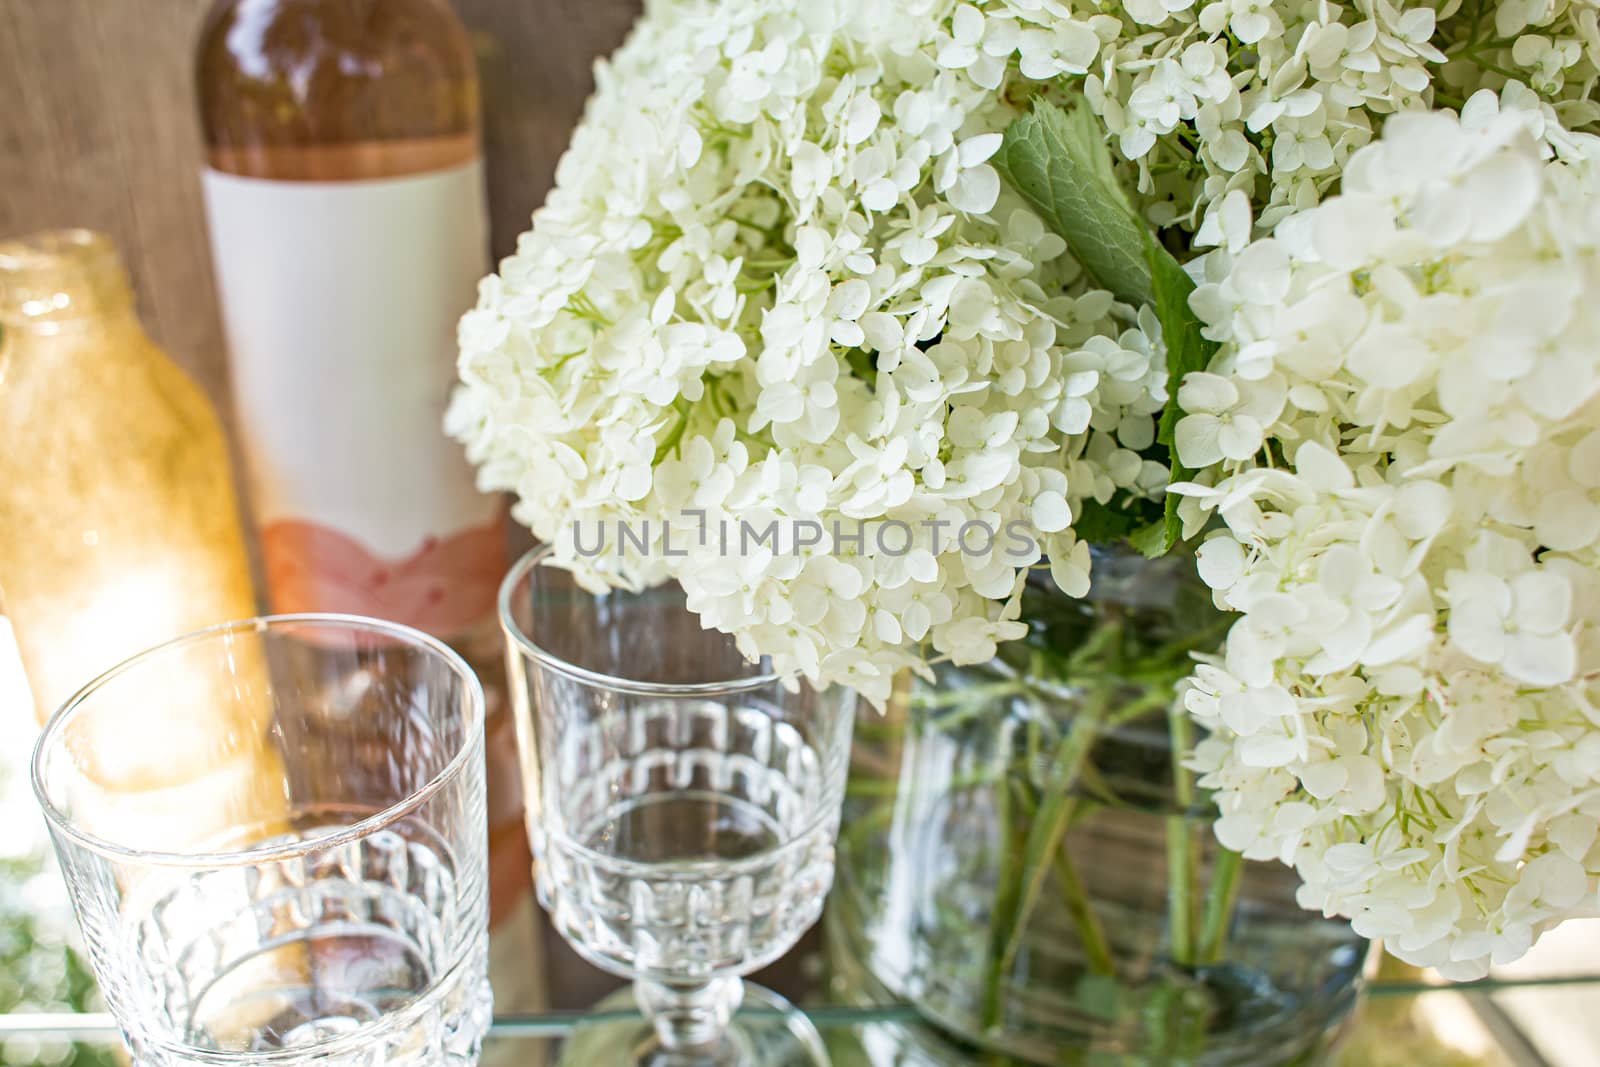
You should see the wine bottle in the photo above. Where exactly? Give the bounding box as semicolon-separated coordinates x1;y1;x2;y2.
195;0;535;957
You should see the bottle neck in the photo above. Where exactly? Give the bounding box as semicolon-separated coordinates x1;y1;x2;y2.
0;230;138;339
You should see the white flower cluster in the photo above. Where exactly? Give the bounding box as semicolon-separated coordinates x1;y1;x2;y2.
1174;104;1600;977
1081;0;1600;234
449;0;1173;706
451;0;1598;709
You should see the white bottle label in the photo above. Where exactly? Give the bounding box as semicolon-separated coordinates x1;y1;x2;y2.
202;160;503;636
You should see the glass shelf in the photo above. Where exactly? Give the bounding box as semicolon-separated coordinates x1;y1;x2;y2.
3;976;1597;1036
4;893;1597;1066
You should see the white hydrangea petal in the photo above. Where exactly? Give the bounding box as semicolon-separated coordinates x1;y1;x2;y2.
1534;491;1600;552
1196;536;1246;588
958;132;1003;166
1216;415;1264;461
1299;760;1347;799
1510;570;1572;633
1447;600;1508;664
1178;372;1240;414
1503;631;1577;685
948;163;1001;214
1032;491;1073;533
1392;482;1451;540
1175;413;1226;467
1239;732;1300;767
1462;150;1544;242
1294;441;1354;491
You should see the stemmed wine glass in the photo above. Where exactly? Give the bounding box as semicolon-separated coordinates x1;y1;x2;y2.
500;548;857;1065
31;615;492;1065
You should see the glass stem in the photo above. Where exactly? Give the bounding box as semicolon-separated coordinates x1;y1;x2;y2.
636;977;744;1054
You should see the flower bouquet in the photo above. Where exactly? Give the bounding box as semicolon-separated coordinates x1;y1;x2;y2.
448;0;1600;1059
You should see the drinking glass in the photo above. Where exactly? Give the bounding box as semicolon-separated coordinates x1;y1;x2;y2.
500;548;857;1066
32;615;492;1065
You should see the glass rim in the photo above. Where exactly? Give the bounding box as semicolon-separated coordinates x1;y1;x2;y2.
30;613;486;869
498;545;786;696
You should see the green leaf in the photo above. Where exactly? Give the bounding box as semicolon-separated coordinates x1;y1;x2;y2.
1127;517;1171;559
1070;498;1140;545
1144;229;1215;452
1077;496;1170;558
1141;228;1218;554
995;99;1221;556
993;100;1156;308
1159;507;1187;558
843;345;877;389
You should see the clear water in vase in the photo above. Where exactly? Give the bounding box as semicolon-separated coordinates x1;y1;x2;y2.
830;547;1369;1066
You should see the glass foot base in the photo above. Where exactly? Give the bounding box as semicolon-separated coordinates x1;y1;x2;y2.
558;984;830;1067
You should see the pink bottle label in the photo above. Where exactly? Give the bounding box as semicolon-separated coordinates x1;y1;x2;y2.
262;517;506;636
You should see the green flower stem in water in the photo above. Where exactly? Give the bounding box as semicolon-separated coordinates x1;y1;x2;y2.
892;553;1253;1055
1166;701;1201;966
1052;836;1116;978
1198;847;1245;965
989;691;1110;1020
984;775;1037;1030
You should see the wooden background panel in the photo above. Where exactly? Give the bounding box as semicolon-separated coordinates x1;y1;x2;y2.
0;0;227;399
0;0;639;417
465;0;639;262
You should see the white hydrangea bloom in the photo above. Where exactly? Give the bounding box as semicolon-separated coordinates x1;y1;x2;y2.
449;0;1176;706
452;0;1600;708
1079;0;1600;236
1174;104;1600;977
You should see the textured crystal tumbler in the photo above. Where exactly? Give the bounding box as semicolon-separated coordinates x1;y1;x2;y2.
500;548;856;1065
32;615;491;1065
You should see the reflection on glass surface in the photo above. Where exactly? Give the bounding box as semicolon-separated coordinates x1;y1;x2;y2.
5;946;1600;1067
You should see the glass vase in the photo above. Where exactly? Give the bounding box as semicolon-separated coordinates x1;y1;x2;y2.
830;546;1369;1066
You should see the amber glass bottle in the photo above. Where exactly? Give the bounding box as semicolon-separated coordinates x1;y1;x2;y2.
0;229;289;851
0;230;257;723
196;0;532;944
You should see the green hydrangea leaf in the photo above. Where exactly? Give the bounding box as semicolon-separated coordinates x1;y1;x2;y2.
1128;516;1172;559
1141;227;1218;553
996;99;1219;556
1144;228;1215;452
994;100;1156;309
1070;498;1141;545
